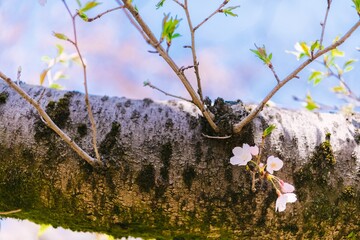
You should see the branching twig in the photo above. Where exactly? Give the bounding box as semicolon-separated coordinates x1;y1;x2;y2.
87;6;124;22
269;65;281;84
194;0;230;31
233;20;360;133
319;0;332;48
116;0;219;132
144;81;193;103
0;71;99;167
62;0;101;163
184;0;204;101
172;0;184;8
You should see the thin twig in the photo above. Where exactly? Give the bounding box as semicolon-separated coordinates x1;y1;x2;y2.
87;6;124;22
62;0;101;163
0;209;21;215
201;133;232;139
172;0;184;8
117;0;219;132
0;71;99;167
184;0;204;101
233;20;360;134
319;0;332;49
144;81;193;103
269;65;280;84
194;0;230;31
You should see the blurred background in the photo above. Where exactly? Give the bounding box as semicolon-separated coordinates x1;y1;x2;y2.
0;0;359;239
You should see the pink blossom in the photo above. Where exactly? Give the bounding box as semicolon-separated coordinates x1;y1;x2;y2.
280;181;295;193
266;156;283;174
275;193;297;212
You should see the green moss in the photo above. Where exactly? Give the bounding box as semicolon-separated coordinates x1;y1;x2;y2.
77;123;88;137
160;142;172;182
0;91;9;104
99;122;123;158
182;166;196;190
341;186;356;201
34;93;73;141
136;164;155;193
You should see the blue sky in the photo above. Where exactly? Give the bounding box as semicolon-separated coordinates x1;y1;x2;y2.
0;0;359;108
0;0;359;239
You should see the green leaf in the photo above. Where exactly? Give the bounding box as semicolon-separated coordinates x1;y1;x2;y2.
263;124;276;138
308;70;324;86
331;48;345;57
38;224;51;237
78;10;88;21
299;42;310;57
156;0;166;9
305;93;319;111
331;84;348;94
352;0;360;15
80;1;101;12
310;40;320;52
76;0;82;7
49;83;63;90
56;44;64;55
53;71;68;81
41;55;52;63
53;32;68;41
161;14;182;45
250;45;272;65
222;6;240;17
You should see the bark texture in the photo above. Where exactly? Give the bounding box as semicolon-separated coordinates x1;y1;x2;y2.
0;82;359;239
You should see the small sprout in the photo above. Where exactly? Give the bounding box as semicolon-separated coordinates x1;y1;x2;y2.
343;59;357;72
305;93;319;111
49;83;63;90
53;32;68;41
263;124;276;138
287;41;314;60
331;83;348;95
78;10;89;21
156;0;166;9
221;6;240;17
330;48;345;57
80;1;101;12
161;14;182;47
250;44;273;66
352;0;360;16
76;0;82;7
310;40;320;52
308;70;325;86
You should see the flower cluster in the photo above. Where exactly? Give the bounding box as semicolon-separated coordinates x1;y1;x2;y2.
230;144;297;212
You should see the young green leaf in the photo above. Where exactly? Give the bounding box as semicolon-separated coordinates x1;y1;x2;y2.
38;224;51;237
308;70;324;86
78;10;89;21
263;124;276;138
331;83;348;94
222;6;240;17
343;59;357;72
330;48;345;57
161;14;182;46
310;40;320;52
76;0;82;7
56;44;64;56
299;42;310;57
80;1;101;12
250;45;272;66
352;0;360;15
49;83;64;90
305;93;319;111
53;32;68;41
156;0;166;9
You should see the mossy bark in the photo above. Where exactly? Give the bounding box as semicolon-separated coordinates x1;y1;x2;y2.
0;82;359;239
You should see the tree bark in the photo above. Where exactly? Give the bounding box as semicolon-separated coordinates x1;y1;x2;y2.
0;82;359;239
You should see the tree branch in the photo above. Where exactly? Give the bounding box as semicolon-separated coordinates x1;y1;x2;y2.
0;71;100;167
319;0;332;48
233;20;360;133
116;0;219;132
193;0;230;31
62;0;101;163
87;6;124;22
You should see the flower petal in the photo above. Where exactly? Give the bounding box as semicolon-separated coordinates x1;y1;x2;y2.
275;194;287;212
285;193;297;203
250;145;259;156
281;182;295;193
